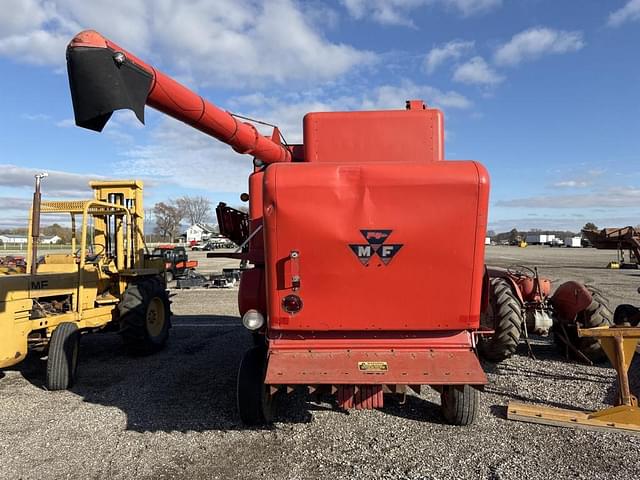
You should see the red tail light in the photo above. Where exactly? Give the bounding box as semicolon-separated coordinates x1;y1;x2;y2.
282;294;303;314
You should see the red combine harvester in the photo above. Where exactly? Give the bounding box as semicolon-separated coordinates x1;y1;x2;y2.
66;30;489;425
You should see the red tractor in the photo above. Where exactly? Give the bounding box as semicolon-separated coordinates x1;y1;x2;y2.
480;265;613;363
68;30;495;425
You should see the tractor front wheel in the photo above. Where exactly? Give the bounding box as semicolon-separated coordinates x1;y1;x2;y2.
119;277;171;355
441;384;478;426
46;322;80;390
478;278;523;362
237;346;274;425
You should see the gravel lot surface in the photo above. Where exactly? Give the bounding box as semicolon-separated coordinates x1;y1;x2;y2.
1;246;639;479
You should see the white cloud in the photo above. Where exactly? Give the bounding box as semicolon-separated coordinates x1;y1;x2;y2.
552;180;590;188
117;118;254;193
608;0;640;27
341;0;501;26
0;164;103;197
0;0;49;35
495;187;640;208
0;0;375;87
494;27;585;66
424;40;474;73
359;82;472;110
445;0;502;16
453;56;504;85
21;113;51;121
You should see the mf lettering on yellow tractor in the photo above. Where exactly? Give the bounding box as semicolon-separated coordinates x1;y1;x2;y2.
30;279;49;289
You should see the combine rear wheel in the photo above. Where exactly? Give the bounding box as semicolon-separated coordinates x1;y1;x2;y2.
554;289;613;363
119;277;171;355
441;384;478;426
46;322;80;390
478;278;523;362
237;346;274;425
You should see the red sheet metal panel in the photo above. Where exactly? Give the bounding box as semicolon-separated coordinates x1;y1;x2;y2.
269;330;475;350
303;108;444;163
264;349;487;385
262;161;489;332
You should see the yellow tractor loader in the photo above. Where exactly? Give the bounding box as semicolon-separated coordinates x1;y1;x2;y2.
0;179;170;390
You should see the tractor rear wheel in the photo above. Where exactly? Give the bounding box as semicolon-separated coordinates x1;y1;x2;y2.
46;322;80;390
441;384;478;426
555;289;613;363
237;346;274;425
478;278;523;362
119;277;171;355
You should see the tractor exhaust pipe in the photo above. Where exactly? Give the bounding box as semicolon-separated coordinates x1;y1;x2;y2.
30;172;48;276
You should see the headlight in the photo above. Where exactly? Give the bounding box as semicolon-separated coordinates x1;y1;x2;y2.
242;309;265;330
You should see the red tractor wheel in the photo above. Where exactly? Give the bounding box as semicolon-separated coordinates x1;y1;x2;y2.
554;289;613;363
478;278;523;362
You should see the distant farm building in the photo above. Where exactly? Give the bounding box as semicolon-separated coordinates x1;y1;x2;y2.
185;223;217;243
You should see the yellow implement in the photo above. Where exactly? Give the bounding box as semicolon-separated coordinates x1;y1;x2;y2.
508;326;640;435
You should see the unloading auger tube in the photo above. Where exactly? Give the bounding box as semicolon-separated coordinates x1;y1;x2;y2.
66;30;291;165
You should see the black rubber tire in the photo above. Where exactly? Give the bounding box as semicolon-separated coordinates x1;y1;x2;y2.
119;276;171;355
478;278;523;362
237;346;274;425
46;322;80;390
251;332;266;347
555;289;613;363
613;304;640;327
441;384;478;426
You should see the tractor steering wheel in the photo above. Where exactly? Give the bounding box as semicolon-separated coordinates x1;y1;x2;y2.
75;243;106;262
507;264;536;279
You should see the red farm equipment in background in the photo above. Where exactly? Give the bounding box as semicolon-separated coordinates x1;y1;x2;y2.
480;266;613;363
66;30;490;425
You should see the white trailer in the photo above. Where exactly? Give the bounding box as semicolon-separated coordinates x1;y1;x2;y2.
526;234;547;245
564;236;582;248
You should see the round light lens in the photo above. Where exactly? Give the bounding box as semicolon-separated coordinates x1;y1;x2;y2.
282;295;303;314
242;310;264;330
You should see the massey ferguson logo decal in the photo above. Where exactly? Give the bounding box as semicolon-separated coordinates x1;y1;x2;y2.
349;229;403;266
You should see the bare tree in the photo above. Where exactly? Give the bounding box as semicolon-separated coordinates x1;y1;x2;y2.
176;196;212;225
153;201;184;241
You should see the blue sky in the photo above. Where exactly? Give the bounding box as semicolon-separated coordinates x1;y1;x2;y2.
0;0;639;232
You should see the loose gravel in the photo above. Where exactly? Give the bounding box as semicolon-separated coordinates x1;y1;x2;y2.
1;246;639;479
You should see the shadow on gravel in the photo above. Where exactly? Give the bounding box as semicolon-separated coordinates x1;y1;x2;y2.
484;362;613;383
489;404;508;419
11;314;320;432
381;393;446;424
485;388;582;411
603;353;640;406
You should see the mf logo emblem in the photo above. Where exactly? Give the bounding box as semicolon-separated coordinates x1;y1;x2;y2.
349;229;403;266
